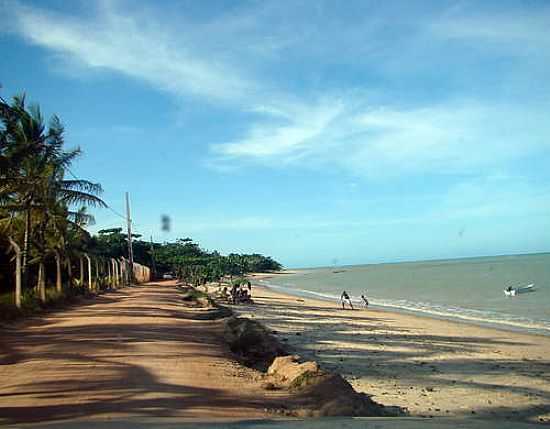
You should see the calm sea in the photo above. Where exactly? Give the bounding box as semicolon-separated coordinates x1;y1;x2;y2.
260;253;550;336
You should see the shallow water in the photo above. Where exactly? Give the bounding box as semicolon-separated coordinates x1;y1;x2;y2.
260;253;550;336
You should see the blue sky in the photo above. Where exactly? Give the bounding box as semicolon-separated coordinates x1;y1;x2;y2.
1;0;550;268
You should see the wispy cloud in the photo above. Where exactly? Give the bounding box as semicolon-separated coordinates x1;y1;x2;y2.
434;174;550;222
212;98;550;178
5;0;550;180
7;0;255;102
432;7;550;51
346;101;550;177
212;98;345;159
170;173;550;234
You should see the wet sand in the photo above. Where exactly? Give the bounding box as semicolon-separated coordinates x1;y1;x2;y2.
234;285;550;424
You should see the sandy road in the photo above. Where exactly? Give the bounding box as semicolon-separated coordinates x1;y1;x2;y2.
0;282;281;424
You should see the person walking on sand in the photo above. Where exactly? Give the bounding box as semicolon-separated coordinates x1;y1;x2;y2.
341;290;354;310
231;283;238;304
361;293;369;308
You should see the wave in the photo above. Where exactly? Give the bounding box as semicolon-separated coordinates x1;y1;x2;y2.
258;280;550;335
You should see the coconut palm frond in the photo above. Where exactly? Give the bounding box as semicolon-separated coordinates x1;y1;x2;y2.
58;189;107;208
67;209;95;227
61;179;103;195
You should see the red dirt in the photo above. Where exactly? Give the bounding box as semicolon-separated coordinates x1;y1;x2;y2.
0;281;286;424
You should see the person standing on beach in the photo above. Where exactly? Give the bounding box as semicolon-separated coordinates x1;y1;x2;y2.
361;294;369;308
341;290;354;310
231;283;238;304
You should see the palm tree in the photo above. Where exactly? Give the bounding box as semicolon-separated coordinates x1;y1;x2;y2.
1;93;105;301
35;148;105;300
0;95;66;289
7;237;22;308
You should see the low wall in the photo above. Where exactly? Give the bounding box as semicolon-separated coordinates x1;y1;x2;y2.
132;262;151;283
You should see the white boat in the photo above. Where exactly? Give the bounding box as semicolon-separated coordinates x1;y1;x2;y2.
504;283;534;297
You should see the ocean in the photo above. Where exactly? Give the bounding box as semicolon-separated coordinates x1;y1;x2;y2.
259;253;550;336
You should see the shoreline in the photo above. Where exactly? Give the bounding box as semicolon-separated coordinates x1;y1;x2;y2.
252;272;550;338
234;281;550;423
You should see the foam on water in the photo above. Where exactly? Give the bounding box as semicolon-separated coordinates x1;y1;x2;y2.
258;253;550;336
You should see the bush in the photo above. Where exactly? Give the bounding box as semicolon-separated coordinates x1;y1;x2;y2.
20;289;41;312
96;275;110;291
46;288;66;306
231;277;246;286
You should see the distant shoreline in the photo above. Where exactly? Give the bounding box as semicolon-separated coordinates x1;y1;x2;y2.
249;265;550;338
284;250;550;271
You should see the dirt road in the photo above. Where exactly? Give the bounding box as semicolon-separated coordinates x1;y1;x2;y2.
0;282;281;424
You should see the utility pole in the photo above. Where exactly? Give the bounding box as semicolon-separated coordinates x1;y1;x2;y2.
126;192;134;283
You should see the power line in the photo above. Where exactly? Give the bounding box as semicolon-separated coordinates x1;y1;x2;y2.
65;168;148;240
106;206;127;220
65;166;80;180
65;166;127;220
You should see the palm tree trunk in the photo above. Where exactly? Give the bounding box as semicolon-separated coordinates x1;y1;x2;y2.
111;259;116;288
85;254;92;291
67;258;72;287
22;209;31;289
95;259;100;290
38;262;46;302
55;252;62;293
8;237;22;309
120;258;126;286
79;257;84;286
114;259;120;287
36;264;41;292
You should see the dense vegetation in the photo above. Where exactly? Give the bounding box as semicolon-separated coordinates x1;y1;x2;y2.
1;92;108;311
93;231;283;287
153;238;282;286
0;90;282;314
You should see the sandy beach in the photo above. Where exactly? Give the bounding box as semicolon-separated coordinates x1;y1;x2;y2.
1;279;549;426
234;283;550;424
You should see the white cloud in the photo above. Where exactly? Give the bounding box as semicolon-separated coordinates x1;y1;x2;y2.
212;97;550;178
344;101;550;177
213;99;345;158
9;1;254;102
6;1;550;180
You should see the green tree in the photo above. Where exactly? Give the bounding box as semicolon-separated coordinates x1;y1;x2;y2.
1;93;105;301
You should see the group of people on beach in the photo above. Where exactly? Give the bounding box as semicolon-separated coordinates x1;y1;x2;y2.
221;281;253;304
220;279;363;310
340;290;369;310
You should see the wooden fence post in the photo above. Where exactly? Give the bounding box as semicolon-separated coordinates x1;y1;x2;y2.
8;237;22;309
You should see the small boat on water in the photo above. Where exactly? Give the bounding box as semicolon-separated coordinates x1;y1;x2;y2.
504;283;534;297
